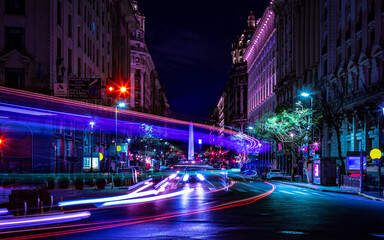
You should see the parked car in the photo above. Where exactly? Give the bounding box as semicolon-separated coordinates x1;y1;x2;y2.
120;166;142;174
266;169;284;180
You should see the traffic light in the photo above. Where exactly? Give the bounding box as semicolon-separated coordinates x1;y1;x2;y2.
120;87;127;93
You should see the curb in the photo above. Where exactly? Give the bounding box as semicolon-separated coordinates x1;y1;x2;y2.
275;181;358;195
358;192;384;202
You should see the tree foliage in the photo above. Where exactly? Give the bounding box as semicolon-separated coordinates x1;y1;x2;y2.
252;102;312;181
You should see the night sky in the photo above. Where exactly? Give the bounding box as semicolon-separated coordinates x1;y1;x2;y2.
140;0;269;122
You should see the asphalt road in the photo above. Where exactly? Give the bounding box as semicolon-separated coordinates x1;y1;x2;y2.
2;172;384;240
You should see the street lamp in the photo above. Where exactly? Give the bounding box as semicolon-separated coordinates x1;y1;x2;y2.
89;121;95;173
114;102;126;173
301;92;315;183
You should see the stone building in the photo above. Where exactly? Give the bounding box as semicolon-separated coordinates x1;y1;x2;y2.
129;0;170;116
245;5;277;124
213;11;255;133
244;3;277;173
319;0;384;162
0;0;137;106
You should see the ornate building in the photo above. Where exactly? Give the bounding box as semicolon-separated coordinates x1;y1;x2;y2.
319;0;384;160
214;11;255;133
245;5;276;123
129;0;170;116
273;0;321;108
0;0;136;105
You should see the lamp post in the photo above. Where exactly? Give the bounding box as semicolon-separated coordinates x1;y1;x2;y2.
114;101;126;173
301;92;314;182
127;138;131;168
89;121;95;173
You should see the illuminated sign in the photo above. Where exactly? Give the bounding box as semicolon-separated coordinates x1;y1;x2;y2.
83;156;99;171
314;164;319;177
347;156;366;171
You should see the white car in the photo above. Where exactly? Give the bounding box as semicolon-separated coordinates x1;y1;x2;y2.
266;169;284;180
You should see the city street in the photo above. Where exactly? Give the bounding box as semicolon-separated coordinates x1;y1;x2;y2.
2;173;384;240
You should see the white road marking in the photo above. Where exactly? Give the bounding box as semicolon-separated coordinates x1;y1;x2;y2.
279;190;294;195
293;191;310;195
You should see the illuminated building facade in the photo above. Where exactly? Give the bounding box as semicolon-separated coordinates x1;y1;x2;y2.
129;0;170;116
0;0;136;105
245;5;276;123
0;0;138;173
244;3;276;173
319;0;384;160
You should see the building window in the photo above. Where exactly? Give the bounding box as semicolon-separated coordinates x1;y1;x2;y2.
5;0;25;15
102;56;104;73
77;26;81;47
77;0;81;15
96;49;99;67
68;15;72;38
5;68;24;89
57;38;62;58
57;1;62;26
84;33;87;53
68;49;72;74
77;58;81;76
5;27;25;50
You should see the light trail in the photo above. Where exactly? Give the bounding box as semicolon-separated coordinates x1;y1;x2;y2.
2;182;275;240
58;182;154;207
97;188;195;207
0;211;91;230
0;86;260;150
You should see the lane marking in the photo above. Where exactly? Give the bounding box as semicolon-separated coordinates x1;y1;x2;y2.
279;190;294;195
293;191;309;195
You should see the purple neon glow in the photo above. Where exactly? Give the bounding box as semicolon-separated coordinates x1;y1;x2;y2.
154;178;169;189
0;211;91;230
0;87;261;154
0;209;8;215
183;174;190;182
157;182;169;193
59;182;153;207
196;173;205;181
99;188;195;207
127;178;153;190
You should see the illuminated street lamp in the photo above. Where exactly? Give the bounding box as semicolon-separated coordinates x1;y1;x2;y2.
89;121;95;173
120;87;127;93
113;102;126;173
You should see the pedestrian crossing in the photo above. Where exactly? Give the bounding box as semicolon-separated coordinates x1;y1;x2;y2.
276;189;326;196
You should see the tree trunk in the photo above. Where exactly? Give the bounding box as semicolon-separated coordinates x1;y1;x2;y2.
291;148;296;181
335;127;346;174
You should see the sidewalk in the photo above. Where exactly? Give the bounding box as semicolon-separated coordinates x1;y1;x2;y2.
273;175;384;202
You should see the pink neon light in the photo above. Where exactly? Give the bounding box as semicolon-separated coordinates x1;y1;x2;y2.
314;164;319;177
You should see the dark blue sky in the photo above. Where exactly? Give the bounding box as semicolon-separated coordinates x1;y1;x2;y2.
140;0;269;122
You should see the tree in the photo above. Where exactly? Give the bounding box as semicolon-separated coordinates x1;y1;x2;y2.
316;76;348;175
252;102;312;181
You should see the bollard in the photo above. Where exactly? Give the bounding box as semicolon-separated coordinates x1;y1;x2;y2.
41;201;43;215
37;198;40;214
111;176;114;189
60;196;63;211
50;195;53;212
24;202;27;216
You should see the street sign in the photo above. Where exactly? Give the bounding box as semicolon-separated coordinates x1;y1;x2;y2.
54;83;68;97
68;78;101;99
370;148;382;160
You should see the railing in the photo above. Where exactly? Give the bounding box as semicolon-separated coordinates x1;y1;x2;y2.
340;175;360;192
